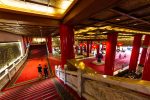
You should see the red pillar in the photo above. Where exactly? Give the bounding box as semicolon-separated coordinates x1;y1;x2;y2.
47;36;52;53
142;42;150;81
27;37;32;43
22;36;27;53
129;34;143;71
60;24;75;68
104;33;118;75
90;41;92;53
84;44;86;52
87;41;89;57
75;46;78;54
139;35;150;65
97;42;100;54
80;42;83;55
25;37;29;44
29;37;32;43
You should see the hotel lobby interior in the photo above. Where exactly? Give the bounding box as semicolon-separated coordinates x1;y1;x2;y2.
0;0;150;100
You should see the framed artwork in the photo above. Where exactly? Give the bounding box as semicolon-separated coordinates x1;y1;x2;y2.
0;42;21;70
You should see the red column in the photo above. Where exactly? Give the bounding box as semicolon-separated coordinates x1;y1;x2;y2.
80;42;83;55
47;36;52;53
97;42;100;54
60;24;75;68
139;35;150;65
90;41;92;53
104;33;118;75
27;37;32;43
75;46;78;54
87;41;89;57
26;37;29;44
129;34;143;71
22;36;27;53
29;37;32;43
142;42;150;81
84;44;86;52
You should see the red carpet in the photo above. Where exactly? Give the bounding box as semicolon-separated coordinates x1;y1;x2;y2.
15;57;48;84
15;44;48;84
81;58;104;73
0;79;61;100
81;52;131;74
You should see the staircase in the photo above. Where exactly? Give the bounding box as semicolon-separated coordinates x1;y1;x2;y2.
0;79;61;100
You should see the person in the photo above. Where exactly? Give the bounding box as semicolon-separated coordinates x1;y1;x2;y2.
43;65;48;79
37;64;42;79
97;53;103;63
119;53;121;59
124;53;126;58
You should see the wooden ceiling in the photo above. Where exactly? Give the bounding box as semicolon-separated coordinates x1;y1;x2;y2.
0;0;149;38
73;0;150;41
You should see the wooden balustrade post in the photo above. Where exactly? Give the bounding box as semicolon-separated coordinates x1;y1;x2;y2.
64;64;67;84
13;63;17;72
6;69;11;80
77;69;82;97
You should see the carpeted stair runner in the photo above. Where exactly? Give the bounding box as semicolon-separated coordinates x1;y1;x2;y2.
52;78;75;100
0;78;81;100
0;79;61;100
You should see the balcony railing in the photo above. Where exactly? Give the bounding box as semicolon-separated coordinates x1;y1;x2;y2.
0;47;29;91
55;63;150;100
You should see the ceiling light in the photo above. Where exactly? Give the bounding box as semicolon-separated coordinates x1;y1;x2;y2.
102;31;107;33
116;18;120;21
0;0;55;14
61;1;72;9
87;32;95;34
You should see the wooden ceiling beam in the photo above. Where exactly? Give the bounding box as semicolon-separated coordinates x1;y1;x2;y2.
0;12;60;27
20;0;62;9
76;39;107;41
63;0;122;25
117;15;150;25
78;4;150;31
110;8;150;25
127;4;150;15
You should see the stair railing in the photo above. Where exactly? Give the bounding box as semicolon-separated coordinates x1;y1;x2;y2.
55;64;150;100
0;46;29;91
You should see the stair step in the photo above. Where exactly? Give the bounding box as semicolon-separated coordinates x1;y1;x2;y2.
27;90;59;100
2;84;54;99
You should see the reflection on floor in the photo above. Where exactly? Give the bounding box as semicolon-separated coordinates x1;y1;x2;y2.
80;51;131;74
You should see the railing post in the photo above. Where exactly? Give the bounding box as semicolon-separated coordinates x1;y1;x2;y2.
6;69;11;80
55;65;58;77
58;65;61;78
64;64;67;84
77;69;82;97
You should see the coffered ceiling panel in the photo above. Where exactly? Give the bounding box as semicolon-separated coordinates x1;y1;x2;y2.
0;0;77;19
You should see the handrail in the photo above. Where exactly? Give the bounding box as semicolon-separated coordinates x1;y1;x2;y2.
82;73;150;95
0;47;29;82
55;64;150;99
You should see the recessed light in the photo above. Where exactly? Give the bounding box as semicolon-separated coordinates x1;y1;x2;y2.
134;23;137;25
116;18;120;21
102;31;107;33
